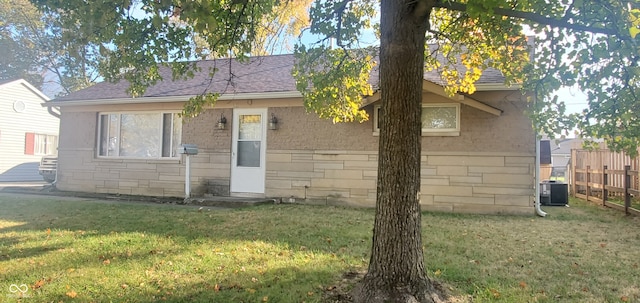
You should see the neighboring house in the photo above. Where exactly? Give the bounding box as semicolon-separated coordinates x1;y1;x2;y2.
549;138;583;179
539;140;552;180
46;54;536;214
0;79;59;181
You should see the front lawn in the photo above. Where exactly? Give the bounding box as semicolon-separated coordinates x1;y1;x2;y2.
1;194;638;302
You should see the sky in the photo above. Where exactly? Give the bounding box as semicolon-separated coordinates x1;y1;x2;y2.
556;85;589;114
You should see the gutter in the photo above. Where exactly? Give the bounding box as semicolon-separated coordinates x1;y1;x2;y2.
474;83;522;91
535;136;547;217
42;91;304;107
47;105;61;118
48;105;60;185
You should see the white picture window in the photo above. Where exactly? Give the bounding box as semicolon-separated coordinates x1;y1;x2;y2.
374;103;460;136
98;112;182;158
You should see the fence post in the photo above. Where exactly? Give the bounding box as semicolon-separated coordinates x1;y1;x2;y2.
586;165;591;202
571;149;577;196
603;165;608;206
624;165;631;215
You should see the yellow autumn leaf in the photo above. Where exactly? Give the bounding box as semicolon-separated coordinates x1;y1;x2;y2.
66;290;78;298
33;279;45;289
490;288;501;298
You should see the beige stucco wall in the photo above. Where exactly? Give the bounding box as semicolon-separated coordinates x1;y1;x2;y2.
55;90;535;214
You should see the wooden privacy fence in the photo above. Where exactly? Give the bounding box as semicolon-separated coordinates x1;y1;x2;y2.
570;148;640;215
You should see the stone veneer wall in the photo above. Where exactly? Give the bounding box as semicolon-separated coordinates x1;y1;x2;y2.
55;108;232;198
265;150;534;214
55;91;536;214
57;148;230;197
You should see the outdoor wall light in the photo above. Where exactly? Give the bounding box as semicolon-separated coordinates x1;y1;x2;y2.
269;113;278;130
217;113;227;130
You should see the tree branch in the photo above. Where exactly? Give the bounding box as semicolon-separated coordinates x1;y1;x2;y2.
434;1;620;36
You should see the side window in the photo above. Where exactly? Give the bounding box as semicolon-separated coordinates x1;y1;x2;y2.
25;133;58;155
421;104;460;133
373;104;460;136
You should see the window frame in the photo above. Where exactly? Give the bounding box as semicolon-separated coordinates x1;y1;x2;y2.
97;111;182;159
373;103;460;136
34;133;58;155
24;132;58;155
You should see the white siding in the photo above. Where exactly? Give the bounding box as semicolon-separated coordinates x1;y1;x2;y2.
0;80;59;181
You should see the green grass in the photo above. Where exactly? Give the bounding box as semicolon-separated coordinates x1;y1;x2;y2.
1;195;639;303
604;196;640;211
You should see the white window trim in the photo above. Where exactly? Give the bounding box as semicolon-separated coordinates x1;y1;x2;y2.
97;111;182;159
373;103;460;136
34;133;58;155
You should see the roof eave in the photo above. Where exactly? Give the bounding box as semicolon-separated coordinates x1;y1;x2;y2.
44;91;303;107
475;83;522;91
1;79;51;102
360;81;506;116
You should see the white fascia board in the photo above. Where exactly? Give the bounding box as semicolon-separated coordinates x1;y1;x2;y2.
43;91;303;107
422;80;502;116
1;79;51;102
475;83;522;91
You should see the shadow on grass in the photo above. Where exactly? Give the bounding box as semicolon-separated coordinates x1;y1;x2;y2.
0;196;373;253
3;194;639;303
19;265;339;303
0;195;371;302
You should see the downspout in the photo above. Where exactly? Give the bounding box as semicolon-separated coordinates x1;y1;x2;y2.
527;35;547;217
535;136;547;217
47;104;61;186
53;157;59;186
47;106;61;119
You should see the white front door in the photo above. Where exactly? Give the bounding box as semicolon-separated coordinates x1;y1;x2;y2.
230;108;267;194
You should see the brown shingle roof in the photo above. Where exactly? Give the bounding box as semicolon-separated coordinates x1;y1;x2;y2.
55;53;507;102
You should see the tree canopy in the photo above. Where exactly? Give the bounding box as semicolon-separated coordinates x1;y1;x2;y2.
27;0;639;302
26;0;638;153
1;0;46;87
1;0;100;94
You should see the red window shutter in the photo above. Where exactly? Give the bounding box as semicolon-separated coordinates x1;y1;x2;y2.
25;132;35;155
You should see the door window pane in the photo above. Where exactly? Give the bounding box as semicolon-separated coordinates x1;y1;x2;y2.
237;141;261;167
238;115;262;140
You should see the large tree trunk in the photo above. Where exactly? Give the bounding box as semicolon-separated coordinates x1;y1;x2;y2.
352;1;442;303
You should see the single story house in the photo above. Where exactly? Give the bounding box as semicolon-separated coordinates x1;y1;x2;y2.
46;54;536;214
0;79;59;181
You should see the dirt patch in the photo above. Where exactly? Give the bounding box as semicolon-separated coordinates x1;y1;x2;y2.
323;270;471;303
